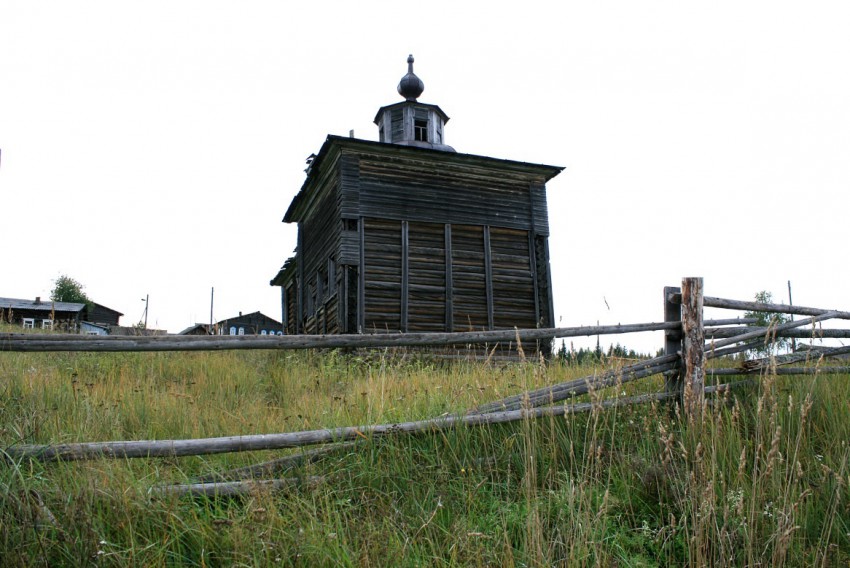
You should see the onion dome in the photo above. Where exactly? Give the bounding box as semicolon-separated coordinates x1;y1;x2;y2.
397;55;424;102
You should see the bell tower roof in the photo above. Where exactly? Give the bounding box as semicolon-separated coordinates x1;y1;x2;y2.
374;55;455;152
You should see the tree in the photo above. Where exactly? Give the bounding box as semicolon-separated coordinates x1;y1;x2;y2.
744;290;790;356
50;275;92;308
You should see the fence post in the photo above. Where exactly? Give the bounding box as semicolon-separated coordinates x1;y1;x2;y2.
681;277;705;418
663;285;682;408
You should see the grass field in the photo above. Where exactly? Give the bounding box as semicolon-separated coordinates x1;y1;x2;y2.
1;344;848;566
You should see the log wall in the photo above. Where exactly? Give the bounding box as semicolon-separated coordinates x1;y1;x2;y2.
360;219;540;335
357;153;535;230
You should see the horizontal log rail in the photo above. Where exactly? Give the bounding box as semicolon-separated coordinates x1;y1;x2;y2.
0;322;681;353
708;367;850;376
706;312;840;351
667;293;850;321
739;345;850;372
705;327;850;339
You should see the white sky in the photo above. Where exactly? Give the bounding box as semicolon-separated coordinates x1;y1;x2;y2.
1;1;848;352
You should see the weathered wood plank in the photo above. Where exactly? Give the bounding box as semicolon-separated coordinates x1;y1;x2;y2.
707;311;841;351
668;294;850;320
445;224;453;332
483;226;494;330
738;344;850;372
470;353;681;414
358;217;365;332
708;367;850;376
401;221;409;332
681;277;705;417
195;442;361;483
152;476;325;497
705;327;850;339
10;388;713;463
663;285;682;404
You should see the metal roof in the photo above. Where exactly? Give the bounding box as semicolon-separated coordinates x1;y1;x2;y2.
0;297;86;313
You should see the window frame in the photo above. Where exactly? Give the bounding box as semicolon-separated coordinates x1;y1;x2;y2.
414;118;429;142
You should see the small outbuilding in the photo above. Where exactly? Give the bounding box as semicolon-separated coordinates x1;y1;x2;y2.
85;303;124;327
271;56;563;351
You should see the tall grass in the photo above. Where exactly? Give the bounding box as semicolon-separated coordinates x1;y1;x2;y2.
1;346;848;566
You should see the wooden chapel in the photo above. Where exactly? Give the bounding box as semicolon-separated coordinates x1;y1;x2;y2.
271;56;563;351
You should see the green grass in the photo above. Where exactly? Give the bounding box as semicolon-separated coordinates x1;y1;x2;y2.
1;346;848;566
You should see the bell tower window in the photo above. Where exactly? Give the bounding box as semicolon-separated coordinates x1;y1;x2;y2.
414;118;428;142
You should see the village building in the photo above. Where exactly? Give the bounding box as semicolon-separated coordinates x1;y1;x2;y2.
0;296;125;334
270;56;562;351
86;302;124;327
0;296;85;331
178;311;283;336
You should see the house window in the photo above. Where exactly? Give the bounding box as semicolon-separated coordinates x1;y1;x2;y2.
22;318;35;329
41;319;54;330
414;118;428;142
238;327;245;336
229;326;236;335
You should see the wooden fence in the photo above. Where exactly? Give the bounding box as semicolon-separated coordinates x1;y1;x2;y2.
3;277;849;495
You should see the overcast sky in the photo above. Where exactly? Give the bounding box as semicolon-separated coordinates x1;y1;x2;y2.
2;1;848;351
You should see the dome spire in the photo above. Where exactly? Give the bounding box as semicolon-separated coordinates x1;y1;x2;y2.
397;54;424;102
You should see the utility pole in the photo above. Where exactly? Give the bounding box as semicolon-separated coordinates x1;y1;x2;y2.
141;294;149;330
210;287;215;334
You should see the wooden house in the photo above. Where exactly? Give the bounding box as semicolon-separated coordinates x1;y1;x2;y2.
0;296;85;331
1;296;125;334
212;311;283;336
271;56;563;351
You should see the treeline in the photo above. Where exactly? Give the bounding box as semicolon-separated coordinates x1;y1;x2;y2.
556;341;652;365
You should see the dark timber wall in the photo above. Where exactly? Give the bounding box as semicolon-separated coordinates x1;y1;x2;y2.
357;153;534;230
276;137;561;344
408;221;446;332
360;220;539;334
